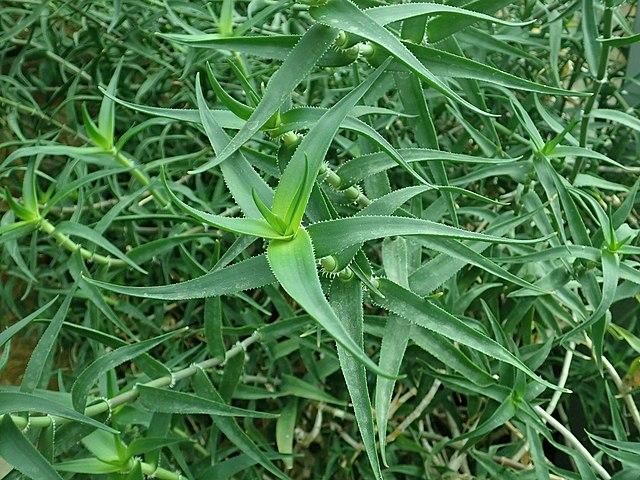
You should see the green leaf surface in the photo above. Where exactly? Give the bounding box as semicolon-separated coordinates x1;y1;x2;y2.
310;0;489;116
373;279;560;390
267;228;394;378
71;329;185;411
190;24;338;173
0;392;117;432
330;278;382;479
0;415;62;480
136;385;277;418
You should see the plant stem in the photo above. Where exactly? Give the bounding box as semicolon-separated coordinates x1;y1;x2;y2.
38;217;126;268
112;149;169;207
12;332;260;429
571;0;615;181
0;95;88;141
602;354;640;432
512;343;575;463
534;406;611;480
140;462;182;480
386;380;441;444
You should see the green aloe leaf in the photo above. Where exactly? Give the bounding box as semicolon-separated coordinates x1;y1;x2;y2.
273;59;411;233
451;395;517;445
375;237;411;465
267;228;394;378
193;74;274;217
206;62;253;120
309;0;490;116
21;291;75;393
136;385;277;418
591;109;640;133
426;0;515;42
330;277;383;479
336;148;512;187
97;59;122;145
2;145;107;169
82;104;111;150
373;279;561;391
0;392;117;432
85;254;275;300
162;170;286;239
410;323;495;387
0;0;52;43
275;399;297;470
54;221;147;273
527;423;551;480
405;43;587;97
190;24;338;173
581;0;601;76
365;3;529;27
562;249;620;344
53;458;122;474
159;33;298;60
308;215;550;258
0;414;62;480
415;237;548;293
71;329;186;411
191;369;289;480
0;297;58;348
598;33;640;47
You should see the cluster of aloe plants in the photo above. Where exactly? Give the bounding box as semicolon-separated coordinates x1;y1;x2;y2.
1;0;640;478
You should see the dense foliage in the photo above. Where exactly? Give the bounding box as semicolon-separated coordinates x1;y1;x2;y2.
1;0;640;479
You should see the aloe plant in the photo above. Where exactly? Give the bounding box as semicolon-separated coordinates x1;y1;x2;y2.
1;1;640;479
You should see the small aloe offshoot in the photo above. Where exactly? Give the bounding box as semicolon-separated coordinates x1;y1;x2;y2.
3;160;144;273
252;155;309;238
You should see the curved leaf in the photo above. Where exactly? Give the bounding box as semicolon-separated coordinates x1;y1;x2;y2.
267;228;395;378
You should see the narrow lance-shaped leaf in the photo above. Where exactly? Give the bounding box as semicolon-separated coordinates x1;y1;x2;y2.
71;328;186;411
527;423;551;480
404;43;587;97
162;169;287;239
82;104;110;150
310;0;491;116
190;24;338;173
85;254;275;300
191;369;289;480
21;290;75;393
426;0;513;42
98;59;123;145
562;249;619;346
598;33;640;47
373;279;563;391
0;297;58;348
275;399;297;470
272;58;419;233
375;237;411;465
0;415;63;480
204;297;225;360
308;215;551;258
206;62;253;120
336;148;514;188
54;221;147;273
0;392;117;432
581;0;601;76
267;228;395;379
330;277;383;479
194;73;274;217
136;385;277;418
591;109;640;133
450;396;517;447
365;3;530;28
